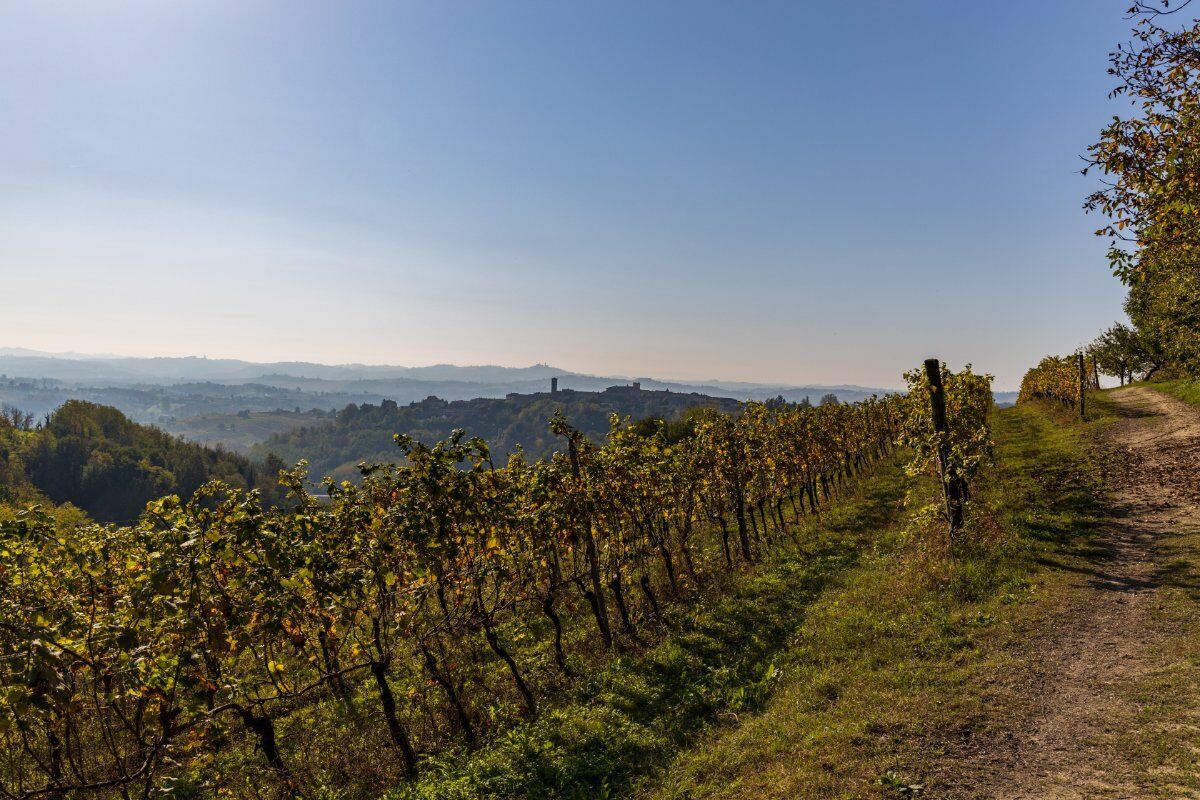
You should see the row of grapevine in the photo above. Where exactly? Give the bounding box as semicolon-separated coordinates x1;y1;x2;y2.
896;362;995;538
0;361;1003;799
0;396;901;798
1018;353;1099;407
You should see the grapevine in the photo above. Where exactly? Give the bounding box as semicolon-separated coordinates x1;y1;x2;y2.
0;382;975;797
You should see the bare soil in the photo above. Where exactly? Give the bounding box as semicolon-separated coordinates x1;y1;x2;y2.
932;387;1200;798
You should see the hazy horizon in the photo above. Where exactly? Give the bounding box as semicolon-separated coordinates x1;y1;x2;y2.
1;2;1132;387
0;345;921;391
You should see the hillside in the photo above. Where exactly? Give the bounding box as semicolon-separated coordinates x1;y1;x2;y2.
0;400;281;521
8;365;1198;799
0;350;893;398
10;0;1200;797
640;386;1200;798
0;351;904;437
161;409;330;454
0;372;916;800
254;384;745;481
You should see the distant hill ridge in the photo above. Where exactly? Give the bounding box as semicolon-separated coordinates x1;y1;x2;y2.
253;384;747;483
0;348;889;392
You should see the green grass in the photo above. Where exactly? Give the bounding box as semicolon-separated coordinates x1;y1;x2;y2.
1147;377;1200;407
1098;384;1200;795
637;399;1114;799
1111;521;1200;797
313;458;917;800
218;397;1122;800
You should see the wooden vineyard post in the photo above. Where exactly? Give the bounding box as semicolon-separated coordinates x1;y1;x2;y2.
1077;352;1086;420
924;358;965;542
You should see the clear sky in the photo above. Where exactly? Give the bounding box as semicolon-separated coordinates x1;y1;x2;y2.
0;2;1137;389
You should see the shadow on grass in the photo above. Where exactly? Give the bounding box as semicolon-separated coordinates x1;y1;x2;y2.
387;460;914;800
989;401;1111;564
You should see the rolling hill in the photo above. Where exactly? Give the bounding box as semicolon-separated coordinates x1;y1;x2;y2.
253;384;745;482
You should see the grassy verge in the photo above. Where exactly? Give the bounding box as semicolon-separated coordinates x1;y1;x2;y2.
1147;377;1200;406
638;398;1115;799
1113;522;1200;797
359;458;916;800
1104;384;1200;796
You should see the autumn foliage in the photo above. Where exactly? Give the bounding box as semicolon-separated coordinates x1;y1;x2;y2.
1018;354;1098;407
0;396;903;797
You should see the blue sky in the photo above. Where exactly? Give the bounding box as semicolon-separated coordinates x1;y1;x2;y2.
0;2;1136;389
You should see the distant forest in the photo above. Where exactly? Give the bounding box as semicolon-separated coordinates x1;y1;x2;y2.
0;387;768;521
0;401;281;522
0;354;902;438
255;386;747;482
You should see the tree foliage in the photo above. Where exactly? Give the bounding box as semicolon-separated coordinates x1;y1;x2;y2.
1088;322;1161;384
1085;2;1200;373
2;401;281;521
254;388;743;483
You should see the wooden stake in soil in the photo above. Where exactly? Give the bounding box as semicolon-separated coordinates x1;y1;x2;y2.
924;358;965;541
1077;351;1086;420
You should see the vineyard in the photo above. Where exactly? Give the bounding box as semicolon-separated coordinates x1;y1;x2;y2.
1018;353;1099;408
0;366;994;799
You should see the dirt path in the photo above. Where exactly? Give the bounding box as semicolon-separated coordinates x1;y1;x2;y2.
938;387;1200;798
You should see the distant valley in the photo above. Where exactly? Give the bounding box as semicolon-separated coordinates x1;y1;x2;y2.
0;350;958;455
0;350;1019;485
